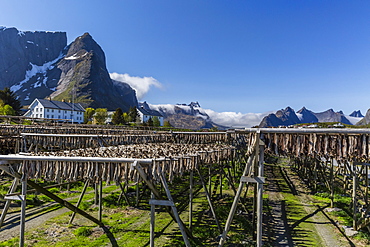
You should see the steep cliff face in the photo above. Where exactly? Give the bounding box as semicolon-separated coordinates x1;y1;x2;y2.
51;33;137;111
1;27;137;111
0;26;66;89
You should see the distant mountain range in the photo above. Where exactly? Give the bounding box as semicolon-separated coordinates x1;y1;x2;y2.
259;106;363;128
139;101;225;129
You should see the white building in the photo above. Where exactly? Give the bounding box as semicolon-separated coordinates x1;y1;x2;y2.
24;98;85;124
138;103;164;126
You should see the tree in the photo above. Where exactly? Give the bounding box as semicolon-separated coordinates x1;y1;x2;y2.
123;112;130;123
147;117;153;126
94;108;108;125
0;88;21;115
84;108;95;124
0;104;15;115
112;108;124;125
128;106;139;122
163;121;172;127
152;116;160;127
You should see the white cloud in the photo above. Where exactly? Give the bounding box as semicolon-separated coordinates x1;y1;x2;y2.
110;72;163;99
204;109;272;128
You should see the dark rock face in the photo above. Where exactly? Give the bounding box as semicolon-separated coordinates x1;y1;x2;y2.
0;27;67;88
259;107;300;127
296;107;318;124
350;110;364;118
314;109;351;125
1;27;137;111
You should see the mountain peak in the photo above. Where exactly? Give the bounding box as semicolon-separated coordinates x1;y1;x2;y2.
350;110;364;118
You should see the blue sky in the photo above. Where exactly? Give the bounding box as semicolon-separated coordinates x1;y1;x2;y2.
1;0;370;116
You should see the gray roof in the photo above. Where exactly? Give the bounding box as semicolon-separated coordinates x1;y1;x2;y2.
36;99;85;111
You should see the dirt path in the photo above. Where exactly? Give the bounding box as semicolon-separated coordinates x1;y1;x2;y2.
265;163;352;246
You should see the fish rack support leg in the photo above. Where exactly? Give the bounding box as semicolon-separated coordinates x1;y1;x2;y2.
0;177;20;228
69;179;90;224
218;153;255;247
132;161;193;246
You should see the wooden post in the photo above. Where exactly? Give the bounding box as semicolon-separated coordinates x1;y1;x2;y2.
366;165;369;204
0;164;22;229
256;138;265;247
208;165;212;197
94;183;99;205
19;176;27;247
197;168;222;234
353;162;358;231
0;177;20;228
150;192;155;247
158;166;191;247
219;153;255;246
220;164;223;197
98;179;103;222
330;159;335;208
189;170;193;231
69;179;90;224
132;162;194;241
136;175;140;207
117;182;131;206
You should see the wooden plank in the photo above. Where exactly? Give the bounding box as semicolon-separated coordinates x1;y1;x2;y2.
4;195;24;201
149;199;175;207
240;176;265;184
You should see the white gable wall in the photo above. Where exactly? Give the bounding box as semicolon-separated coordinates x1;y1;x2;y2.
24;99;85;123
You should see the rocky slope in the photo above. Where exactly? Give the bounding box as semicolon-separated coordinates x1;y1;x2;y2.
1;27;137;111
356;109;370;126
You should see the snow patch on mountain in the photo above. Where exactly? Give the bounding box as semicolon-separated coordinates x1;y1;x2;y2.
10;53;64;92
346;115;362;125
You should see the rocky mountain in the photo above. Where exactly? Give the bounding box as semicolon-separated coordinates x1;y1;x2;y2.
296;107;318;123
350;110;364;118
259;107;300;127
1;27;137;111
139;101;226;129
356;109;370;126
259;106;361;127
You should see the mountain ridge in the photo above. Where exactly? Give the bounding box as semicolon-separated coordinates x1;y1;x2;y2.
259;107;362;127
